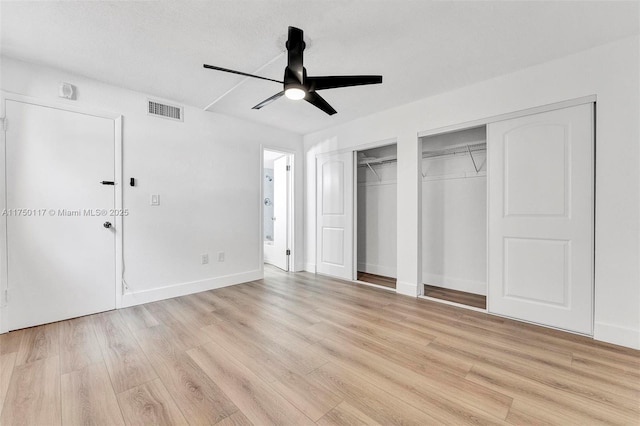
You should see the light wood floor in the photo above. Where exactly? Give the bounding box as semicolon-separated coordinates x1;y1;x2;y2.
1;267;639;425
424;284;487;309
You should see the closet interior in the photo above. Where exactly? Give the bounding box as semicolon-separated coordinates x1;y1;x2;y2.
421;126;487;309
356;144;397;289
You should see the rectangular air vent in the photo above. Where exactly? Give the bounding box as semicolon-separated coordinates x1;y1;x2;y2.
147;99;183;121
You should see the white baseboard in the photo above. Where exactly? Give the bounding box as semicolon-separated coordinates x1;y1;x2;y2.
304;263;316;273
121;269;262;308
422;272;486;295
594;321;640;350
357;262;396;278
396;280;418;297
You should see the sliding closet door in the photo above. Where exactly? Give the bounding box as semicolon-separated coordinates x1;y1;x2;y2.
488;103;594;334
316;151;354;280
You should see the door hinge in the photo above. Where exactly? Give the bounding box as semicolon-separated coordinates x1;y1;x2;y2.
286;249;291;256
286;165;291;171
4;289;8;303
1;118;6;132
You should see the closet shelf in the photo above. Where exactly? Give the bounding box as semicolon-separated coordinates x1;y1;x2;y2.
421;141;486;178
422;141;486;159
357;154;397;166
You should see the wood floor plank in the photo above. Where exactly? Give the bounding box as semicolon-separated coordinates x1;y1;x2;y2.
0;352;17;415
131;325;237;424
0;329;23;355
316;304;435;349
309;362;442;425
92;311;158;393
188;341;316;426
267;369;342;421
200;322;293;383
424;284;486;309
118;305;160;331
317;401;382;426
214;410;254;426
143;300;211;350
15;322;59;366
570;354;640;389
466;362;639;424
505;398;587;426
0;356;61;426
312;333;512;423
432;336;640;411
117;378;188;426
206;308;328;376
61;361;125;425
59;316;103;374
357;271;396;289
309;321;472;378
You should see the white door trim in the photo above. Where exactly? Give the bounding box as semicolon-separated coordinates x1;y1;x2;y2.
0;91;123;333
261;146;295;273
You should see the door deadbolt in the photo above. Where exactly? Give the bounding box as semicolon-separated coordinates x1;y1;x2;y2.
103;222;112;229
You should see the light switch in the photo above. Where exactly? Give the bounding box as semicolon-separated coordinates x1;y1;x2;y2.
150;194;160;206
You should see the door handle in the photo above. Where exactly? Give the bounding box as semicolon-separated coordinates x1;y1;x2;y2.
103;222;112;229
100;181;115;185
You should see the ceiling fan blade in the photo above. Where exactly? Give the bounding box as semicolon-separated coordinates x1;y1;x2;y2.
305;92;337;115
203;64;283;84
252;91;285;110
307;75;383;91
286;26;305;83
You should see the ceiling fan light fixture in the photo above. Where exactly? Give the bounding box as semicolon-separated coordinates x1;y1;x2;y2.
284;87;306;100
203;26;382;115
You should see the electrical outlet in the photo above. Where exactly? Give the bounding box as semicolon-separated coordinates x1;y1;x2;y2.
201;254;209;264
150;194;160;206
218;252;225;262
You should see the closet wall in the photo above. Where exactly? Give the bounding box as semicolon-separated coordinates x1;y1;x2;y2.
357;145;397;278
421;127;487;295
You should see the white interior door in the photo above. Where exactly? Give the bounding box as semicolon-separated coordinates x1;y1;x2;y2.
5;100;117;330
316;151;354;280
269;155;289;271
488;103;594;334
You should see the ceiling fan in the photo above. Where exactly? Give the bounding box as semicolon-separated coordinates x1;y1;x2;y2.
203;26;383;115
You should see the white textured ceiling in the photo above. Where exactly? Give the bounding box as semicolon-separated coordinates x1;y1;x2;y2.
1;1;638;135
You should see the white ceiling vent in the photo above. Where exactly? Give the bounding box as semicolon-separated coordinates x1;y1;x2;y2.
147;99;183;121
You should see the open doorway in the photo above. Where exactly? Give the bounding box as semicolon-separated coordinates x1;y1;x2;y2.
263;149;293;271
355;144;397;290
420;126;487;309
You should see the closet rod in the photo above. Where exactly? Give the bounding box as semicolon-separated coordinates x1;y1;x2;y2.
422;148;485;159
357;158;397;167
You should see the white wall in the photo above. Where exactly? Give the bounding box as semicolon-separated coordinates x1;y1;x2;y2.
0;56;304;313
357;162;397;278
304;36;640;349
422;171;486;295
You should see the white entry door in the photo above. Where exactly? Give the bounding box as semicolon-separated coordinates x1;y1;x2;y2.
5;100;117;330
269;155;290;271
316;151;354;280
488;103;594;334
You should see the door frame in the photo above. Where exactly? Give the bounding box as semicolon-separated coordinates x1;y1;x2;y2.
314;137;397;287
0;91;123;333
260;146;295;273
353;141;399;291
